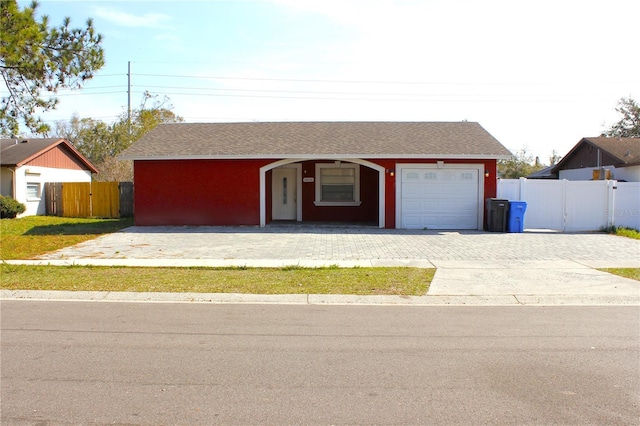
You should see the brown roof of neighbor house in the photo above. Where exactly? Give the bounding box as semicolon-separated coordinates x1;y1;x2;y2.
552;137;640;173
0;137;98;173
119;121;512;160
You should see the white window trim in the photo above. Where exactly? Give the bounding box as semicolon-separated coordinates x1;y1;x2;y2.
314;162;362;206
26;182;41;201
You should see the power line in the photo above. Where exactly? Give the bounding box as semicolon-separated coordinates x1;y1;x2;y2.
132;72;639;87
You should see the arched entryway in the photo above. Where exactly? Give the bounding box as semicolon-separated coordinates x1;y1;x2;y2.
260;158;385;228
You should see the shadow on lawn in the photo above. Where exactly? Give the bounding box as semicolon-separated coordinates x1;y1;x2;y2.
23;218;134;236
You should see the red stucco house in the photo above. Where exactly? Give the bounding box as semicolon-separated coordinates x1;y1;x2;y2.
119;122;512;229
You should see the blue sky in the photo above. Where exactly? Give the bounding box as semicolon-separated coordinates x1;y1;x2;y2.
19;0;640;161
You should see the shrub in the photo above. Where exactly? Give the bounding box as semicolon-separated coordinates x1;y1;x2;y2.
602;225;640;240
0;196;26;219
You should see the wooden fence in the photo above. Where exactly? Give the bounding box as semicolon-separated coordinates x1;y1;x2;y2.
45;182;133;218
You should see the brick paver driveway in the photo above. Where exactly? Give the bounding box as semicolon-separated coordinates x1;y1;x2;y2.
36;226;640;267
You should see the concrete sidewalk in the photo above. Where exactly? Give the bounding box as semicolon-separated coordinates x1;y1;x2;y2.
4;226;639;305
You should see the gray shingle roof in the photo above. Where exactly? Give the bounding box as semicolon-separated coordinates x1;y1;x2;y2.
119;121;512;160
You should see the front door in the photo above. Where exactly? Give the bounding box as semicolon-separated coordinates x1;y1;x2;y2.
272;167;297;220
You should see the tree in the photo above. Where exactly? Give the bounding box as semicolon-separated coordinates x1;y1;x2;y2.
602;97;640;138
56;92;183;181
548;149;561;166
0;0;104;136
498;146;545;179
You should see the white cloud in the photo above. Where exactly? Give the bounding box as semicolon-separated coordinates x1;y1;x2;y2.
95;7;171;28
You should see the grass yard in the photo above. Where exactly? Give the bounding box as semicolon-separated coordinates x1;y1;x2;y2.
599;268;640;281
0;264;433;295
0;216;434;295
1;216;134;260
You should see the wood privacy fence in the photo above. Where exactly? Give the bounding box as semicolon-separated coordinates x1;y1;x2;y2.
45;182;133;218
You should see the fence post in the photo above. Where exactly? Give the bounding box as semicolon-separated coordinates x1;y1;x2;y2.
561;179;568;231
607;180;616;228
518;177;526;201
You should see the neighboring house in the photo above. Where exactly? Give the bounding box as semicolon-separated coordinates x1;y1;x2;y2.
119;122;512;229
1;138;98;216
551;137;640;182
526;165;557;180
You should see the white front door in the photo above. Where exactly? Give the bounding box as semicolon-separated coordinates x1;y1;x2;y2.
272;167;297;220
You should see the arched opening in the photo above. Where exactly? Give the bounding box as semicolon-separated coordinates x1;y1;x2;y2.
260;158;385;228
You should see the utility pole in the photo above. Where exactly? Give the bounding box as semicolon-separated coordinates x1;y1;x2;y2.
127;61;132;137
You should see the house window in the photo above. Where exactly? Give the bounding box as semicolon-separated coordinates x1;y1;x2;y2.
314;163;361;206
282;177;288;205
26;183;41;200
406;172;419;180
424;172;437;180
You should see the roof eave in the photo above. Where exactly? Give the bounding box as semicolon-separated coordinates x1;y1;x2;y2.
119;153;512;161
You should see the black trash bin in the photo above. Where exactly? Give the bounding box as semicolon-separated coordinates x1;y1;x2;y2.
485;198;509;232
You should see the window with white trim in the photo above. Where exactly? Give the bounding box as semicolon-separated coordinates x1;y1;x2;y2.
26;182;41;200
314;163;361;206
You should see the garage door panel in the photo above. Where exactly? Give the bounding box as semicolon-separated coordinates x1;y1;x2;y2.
400;167;479;230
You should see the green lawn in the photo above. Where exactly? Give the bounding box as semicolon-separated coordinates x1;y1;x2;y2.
0;216;434;295
0;264;433;295
598;268;640;281
1;216;134;260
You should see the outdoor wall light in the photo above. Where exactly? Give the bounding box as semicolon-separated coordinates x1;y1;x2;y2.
485;170;490;178
388;169;395;177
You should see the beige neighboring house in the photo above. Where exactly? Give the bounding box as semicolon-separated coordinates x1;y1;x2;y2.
1;138;98;216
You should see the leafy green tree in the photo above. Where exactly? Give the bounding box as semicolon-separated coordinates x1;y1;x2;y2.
498;146;545;179
56;92;183;181
602;97;640;138
0;0;104;136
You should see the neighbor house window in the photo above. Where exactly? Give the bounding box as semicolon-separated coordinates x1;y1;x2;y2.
314;163;361;206
26;182;40;199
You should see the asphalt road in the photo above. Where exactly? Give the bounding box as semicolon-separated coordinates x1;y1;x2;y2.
2;301;638;425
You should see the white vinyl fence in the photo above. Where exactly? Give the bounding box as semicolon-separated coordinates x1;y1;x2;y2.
497;178;640;231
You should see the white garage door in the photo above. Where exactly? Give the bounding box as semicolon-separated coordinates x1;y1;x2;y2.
400;167;479;229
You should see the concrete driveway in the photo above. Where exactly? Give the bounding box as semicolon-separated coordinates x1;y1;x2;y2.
12;225;638;304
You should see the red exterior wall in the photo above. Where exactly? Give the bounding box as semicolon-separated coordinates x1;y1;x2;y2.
133;158;498;228
134;159;270;226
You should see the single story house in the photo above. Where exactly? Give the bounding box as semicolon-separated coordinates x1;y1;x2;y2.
1;138;98;216
551;137;640;182
119;121;512;229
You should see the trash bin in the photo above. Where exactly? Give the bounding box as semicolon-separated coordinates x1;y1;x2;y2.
508;201;527;233
485;198;509;232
